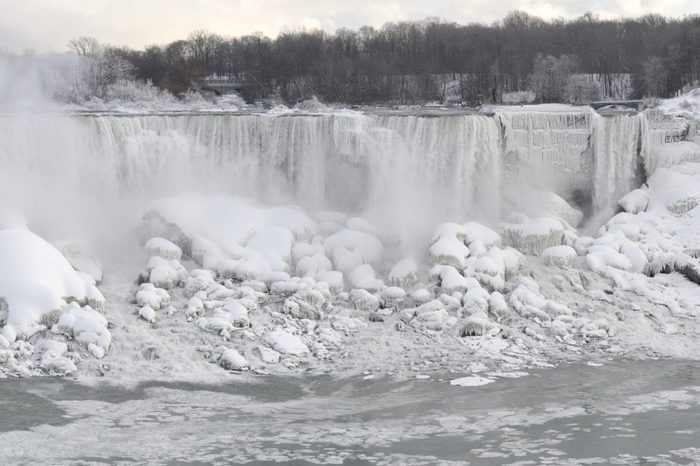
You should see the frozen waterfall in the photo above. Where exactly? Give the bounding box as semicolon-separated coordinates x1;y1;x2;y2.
0;109;657;239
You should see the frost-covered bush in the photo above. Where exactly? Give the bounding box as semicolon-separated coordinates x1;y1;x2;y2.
105;79;176;104
502;90;536;104
566;75;603;104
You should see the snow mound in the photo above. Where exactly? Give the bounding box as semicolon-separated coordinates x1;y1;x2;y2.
500;215;568;255
294;96;329;113
618;189;650;214
264;329;308;355
541;245;578;267
0;229;105;341
144;237;183;260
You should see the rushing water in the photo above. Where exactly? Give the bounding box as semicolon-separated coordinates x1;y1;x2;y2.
0;110;659;237
1;360;699;465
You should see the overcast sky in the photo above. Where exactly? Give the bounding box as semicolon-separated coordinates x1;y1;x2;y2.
0;0;697;52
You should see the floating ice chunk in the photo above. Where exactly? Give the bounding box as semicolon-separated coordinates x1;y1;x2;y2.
388;258;418;287
618;189;650;214
144;237;183;260
348;264;384;291
450;376;494;387
139;305;156;323
264;329;308;355
541;245;578;267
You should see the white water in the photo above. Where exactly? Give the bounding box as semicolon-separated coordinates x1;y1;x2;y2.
591;113;647;211
0;110;657;245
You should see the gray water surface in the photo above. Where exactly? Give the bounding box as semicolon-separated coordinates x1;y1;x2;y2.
1;360;699;465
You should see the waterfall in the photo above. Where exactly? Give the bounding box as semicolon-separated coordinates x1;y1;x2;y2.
0;109;658;240
499;109;595;198
590;113;647;211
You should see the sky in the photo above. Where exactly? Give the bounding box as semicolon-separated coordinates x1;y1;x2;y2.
0;0;697;52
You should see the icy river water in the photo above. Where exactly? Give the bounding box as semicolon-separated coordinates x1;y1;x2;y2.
1;360;699;465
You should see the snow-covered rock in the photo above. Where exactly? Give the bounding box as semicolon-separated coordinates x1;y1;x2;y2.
0;229;104;340
144;237;183;260
264;329;308;355
541;245;578;267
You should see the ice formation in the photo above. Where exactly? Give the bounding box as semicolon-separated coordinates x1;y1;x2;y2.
2;102;700;381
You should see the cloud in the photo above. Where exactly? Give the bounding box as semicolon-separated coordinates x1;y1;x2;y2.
0;0;697;52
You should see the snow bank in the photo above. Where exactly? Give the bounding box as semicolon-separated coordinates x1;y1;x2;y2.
0;229;104;340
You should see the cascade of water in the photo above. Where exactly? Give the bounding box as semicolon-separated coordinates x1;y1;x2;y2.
591;113;647;211
499;109;595;198
0;110;655;242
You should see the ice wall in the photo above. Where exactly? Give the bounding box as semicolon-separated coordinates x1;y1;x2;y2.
499;109;595;197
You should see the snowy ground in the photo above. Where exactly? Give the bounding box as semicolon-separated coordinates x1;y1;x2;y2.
1;101;700;386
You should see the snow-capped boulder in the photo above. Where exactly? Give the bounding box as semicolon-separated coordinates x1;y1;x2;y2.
387;258;418;287
541;245;578;267
0;229;105;341
264;329;308;355
144;237;183;260
618;189;650;214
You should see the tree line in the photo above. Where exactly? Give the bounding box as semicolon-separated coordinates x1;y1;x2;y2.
70;11;700;105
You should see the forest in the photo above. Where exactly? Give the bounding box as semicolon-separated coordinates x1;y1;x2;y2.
39;11;700;105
